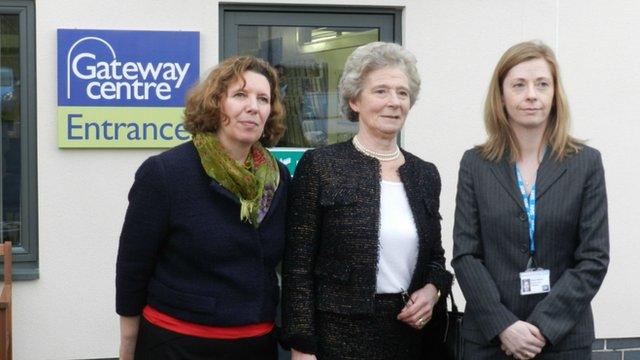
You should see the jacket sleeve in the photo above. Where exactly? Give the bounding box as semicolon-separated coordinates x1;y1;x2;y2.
116;156;170;316
527;150;609;345
451;151;519;342
422;164;453;297
280;151;321;354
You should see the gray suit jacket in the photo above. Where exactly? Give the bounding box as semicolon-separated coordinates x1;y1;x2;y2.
451;146;609;352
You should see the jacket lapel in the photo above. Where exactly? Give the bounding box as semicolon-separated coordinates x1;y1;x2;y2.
398;158;425;236
489;158;523;209
209;179;240;204
398;156;430;289
535;151;567;200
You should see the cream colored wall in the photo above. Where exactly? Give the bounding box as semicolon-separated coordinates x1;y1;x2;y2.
399;0;640;339
20;0;638;358
556;0;640;337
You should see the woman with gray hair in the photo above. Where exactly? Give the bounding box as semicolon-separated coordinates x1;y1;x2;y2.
281;42;452;359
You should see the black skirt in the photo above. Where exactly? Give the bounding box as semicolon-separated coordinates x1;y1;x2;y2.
315;293;426;360
134;317;278;360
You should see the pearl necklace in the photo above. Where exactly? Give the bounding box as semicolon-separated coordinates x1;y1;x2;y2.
352;135;400;162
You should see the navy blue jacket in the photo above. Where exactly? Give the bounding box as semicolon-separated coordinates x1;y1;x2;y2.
116;141;289;326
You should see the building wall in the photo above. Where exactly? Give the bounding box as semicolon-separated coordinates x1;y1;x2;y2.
14;0;638;358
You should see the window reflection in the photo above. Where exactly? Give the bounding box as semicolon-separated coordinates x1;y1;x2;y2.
237;26;378;148
1;14;21;245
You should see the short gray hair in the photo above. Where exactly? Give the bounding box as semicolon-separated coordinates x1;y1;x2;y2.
338;42;421;122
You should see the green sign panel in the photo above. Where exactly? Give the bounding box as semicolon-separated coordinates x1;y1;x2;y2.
269;148;308;175
58;107;189;148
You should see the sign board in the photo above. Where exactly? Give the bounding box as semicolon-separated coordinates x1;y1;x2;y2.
269;148;308;175
57;29;199;148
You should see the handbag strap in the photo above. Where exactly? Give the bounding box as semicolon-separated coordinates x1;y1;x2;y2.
448;289;460;313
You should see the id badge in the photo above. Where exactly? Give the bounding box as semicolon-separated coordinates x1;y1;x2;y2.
519;269;551;296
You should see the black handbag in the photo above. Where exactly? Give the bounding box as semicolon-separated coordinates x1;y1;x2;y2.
422;290;464;360
443;291;464;360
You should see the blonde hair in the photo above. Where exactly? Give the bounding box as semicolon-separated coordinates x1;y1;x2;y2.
183;56;285;146
479;40;582;162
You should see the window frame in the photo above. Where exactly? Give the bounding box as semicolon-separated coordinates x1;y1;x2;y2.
1;0;38;280
220;4;402;59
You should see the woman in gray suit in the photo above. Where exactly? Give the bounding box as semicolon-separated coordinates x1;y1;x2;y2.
452;41;609;360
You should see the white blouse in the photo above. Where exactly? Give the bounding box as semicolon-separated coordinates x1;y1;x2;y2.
375;180;419;294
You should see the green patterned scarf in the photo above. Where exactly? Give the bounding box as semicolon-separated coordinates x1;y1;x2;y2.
193;132;280;228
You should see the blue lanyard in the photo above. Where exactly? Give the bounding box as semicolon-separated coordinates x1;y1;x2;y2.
516;167;536;255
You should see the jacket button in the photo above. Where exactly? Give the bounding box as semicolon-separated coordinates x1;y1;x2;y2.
520;245;528;254
519;213;527;221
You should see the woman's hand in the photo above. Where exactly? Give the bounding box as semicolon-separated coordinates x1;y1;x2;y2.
396;283;440;329
119;316;140;360
499;320;546;359
291;348;317;360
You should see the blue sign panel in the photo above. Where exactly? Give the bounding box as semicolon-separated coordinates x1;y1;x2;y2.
57;29;199;108
57;29;199;148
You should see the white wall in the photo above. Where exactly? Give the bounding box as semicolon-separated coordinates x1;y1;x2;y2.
19;0;638;358
400;0;640;339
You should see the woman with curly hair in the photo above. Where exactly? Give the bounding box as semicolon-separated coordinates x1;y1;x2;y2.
116;56;289;360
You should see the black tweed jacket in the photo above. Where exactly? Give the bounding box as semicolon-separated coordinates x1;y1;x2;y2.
281;140;453;354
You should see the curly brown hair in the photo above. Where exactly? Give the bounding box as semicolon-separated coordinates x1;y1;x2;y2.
183;56;286;146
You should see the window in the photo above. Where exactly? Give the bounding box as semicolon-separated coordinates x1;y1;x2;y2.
220;5;401;151
1;0;37;279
